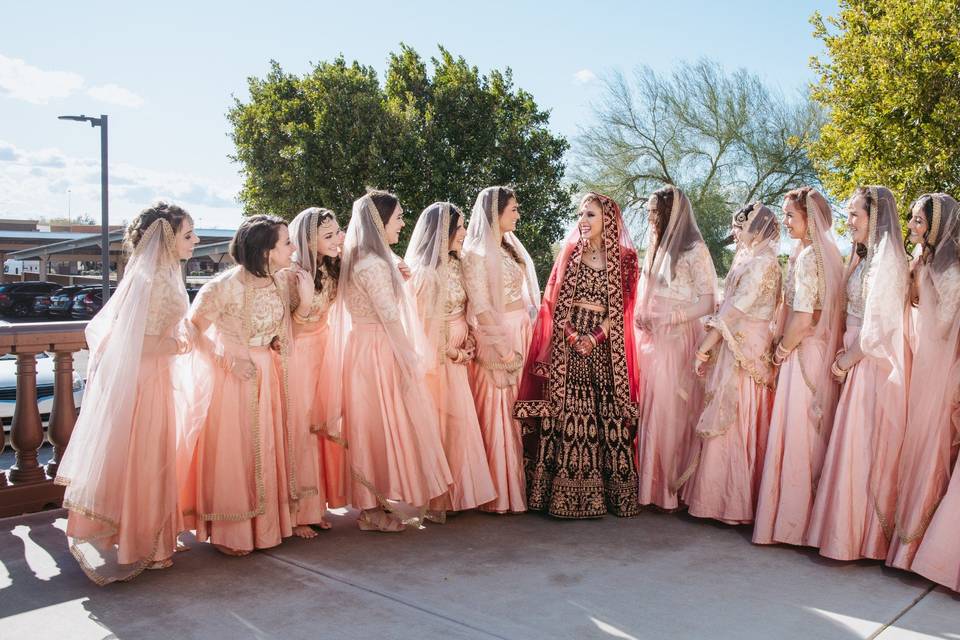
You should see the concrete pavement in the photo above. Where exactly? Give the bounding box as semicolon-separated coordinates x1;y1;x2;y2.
0;507;956;639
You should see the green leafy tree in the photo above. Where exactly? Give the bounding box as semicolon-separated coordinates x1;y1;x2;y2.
228;46;573;282
575;59;822;273
810;0;960;217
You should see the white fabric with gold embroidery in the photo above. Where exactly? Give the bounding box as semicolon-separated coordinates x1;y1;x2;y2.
346;255;401;323
654;243;716;302
145;274;189;336
786;245;821;314
446;258;468;316
728;254;781;320
846;260;866;319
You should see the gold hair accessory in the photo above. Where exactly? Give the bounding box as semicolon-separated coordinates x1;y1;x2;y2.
928;195;942;246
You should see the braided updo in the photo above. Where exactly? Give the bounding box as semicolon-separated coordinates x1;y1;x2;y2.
124;201;192;251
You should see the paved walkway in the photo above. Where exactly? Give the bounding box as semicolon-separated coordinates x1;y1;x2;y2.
0;507;956;639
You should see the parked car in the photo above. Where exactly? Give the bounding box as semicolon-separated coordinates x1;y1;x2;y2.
0;352;85;431
0;282;61;318
38;285;91;318
70;286;117;320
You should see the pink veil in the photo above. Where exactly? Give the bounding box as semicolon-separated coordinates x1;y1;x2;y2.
854;186;909;369
461;187;540;388
697;204;781;439
846;186;909;541
320;194;439;505
404;202;455;374
637;186;716;319
55;219;190;584
788;189;845;432
895;193;960;545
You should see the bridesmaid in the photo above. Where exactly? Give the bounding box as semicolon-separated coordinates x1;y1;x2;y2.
405;202;497;516
285;207;346;531
182;215;315;555
806;186;909;561
680;203;781;525
323;190;452;531
462;186;541;513
887;193;960;571
634;186;717;511
56;202;198;584
753;188;844;546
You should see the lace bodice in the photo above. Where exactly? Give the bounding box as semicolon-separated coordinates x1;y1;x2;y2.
345;256;400;323
653;244;715;302
248;284;285;346
846;260;866;318
574;262;608;308
298;272;335;324
785;245;822;313
502;247;525;305
145;271;188;336
445;258;468;316
191;269;288;347
728;254;781;321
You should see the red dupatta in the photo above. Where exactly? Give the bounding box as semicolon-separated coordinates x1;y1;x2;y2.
514;193;640;421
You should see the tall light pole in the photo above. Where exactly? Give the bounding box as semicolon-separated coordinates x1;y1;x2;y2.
67;188;72;225
58;114;109;302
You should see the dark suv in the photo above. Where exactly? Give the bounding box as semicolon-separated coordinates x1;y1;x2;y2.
0;282;61;318
38;285;91;318
71;286;117;320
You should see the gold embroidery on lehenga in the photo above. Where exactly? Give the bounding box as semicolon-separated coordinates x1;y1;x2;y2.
519;197;640;518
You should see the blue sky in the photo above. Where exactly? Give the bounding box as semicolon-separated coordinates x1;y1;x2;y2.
1;0;837;228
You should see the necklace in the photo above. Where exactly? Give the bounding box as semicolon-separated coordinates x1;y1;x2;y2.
586;241;602;262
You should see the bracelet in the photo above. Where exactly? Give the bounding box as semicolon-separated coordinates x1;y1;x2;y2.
586;334;598;348
694;350;711;363
591;325;607;345
773;342;791;365
830;360;848;378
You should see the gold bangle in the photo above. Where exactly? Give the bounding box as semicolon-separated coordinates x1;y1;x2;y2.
694;350;710;363
831;360;848;377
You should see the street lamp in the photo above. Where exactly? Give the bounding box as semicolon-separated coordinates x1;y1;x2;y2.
58;114;109;303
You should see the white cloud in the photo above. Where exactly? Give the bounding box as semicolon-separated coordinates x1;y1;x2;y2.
573;69;597;84
0;54;84;104
86;84;145;108
0;54;143;108
0;140;241;228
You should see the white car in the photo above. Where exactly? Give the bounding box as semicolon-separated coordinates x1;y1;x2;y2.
0;352;85;433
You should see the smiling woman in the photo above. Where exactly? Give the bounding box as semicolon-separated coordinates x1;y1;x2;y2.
54;201;198;584
515;192;641;519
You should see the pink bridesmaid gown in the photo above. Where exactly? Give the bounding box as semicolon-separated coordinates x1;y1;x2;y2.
754;241;842;546
681;249;781;524
806;259;908;561
425;259;497;511
340;256;452;511
636;243;715;509
465;248;534;513
182;269;314;552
